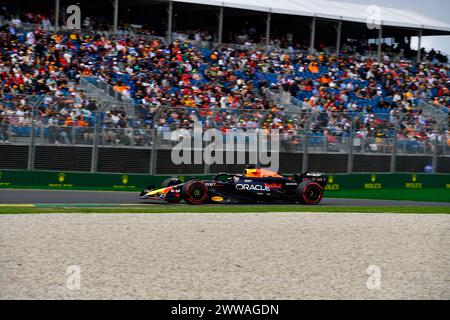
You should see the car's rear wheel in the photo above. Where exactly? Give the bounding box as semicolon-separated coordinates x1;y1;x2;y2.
182;181;209;205
297;181;323;205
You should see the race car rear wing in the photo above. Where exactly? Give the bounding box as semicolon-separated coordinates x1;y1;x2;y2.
294;172;328;188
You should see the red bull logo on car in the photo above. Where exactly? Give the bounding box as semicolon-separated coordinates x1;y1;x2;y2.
264;183;282;189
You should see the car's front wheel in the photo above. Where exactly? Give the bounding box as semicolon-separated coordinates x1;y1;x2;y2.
297;181;324;205
182;181;209;205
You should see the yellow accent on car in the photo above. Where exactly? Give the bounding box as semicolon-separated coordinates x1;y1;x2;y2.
148;187;172;196
244;169;283;178
211;196;224;202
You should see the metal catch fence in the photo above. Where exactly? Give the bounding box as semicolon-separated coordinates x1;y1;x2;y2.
1;95;449;174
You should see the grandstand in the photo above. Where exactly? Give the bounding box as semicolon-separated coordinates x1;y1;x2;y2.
0;0;449;175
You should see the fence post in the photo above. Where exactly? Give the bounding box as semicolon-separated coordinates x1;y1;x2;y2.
390;129;398;173
27;96;43;171
204;163;210;175
444;131;448;156
302;115;310;172
432;133;439;173
347;130;354;174
149;126;158;175
91;108;102;173
27;115;36;171
92;101;113;172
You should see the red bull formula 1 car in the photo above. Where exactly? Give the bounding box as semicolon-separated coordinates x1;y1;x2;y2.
140;168;327;205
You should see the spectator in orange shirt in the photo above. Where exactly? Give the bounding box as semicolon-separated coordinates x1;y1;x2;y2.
309;62;319;73
113;81;130;94
64;116;73;126
320;74;332;86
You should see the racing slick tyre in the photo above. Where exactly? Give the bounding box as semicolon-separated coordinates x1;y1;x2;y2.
182;181;209;205
161;177;183;188
297;181;324;205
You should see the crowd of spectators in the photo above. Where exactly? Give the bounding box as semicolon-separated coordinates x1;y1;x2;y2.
0;12;449;153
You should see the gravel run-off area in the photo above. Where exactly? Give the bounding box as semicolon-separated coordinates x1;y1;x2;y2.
0;212;449;300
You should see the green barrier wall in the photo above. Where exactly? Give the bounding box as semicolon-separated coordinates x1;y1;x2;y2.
0;170;166;191
323;173;450;191
0;170;449;192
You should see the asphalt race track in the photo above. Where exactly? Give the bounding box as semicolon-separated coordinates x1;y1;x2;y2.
0;189;448;206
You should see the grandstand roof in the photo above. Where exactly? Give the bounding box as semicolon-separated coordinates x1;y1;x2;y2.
173;0;450;34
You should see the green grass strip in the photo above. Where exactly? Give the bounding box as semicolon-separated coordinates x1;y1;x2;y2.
0;205;448;214
325;188;450;202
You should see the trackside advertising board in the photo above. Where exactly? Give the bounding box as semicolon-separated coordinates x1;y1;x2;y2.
0;170;449;192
